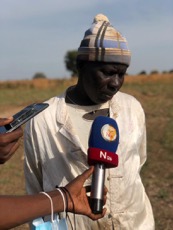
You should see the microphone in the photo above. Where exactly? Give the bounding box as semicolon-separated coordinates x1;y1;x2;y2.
88;116;119;214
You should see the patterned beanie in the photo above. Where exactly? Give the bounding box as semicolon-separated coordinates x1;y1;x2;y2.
77;14;131;66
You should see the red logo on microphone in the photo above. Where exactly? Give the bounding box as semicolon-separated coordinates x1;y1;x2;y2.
101;124;117;141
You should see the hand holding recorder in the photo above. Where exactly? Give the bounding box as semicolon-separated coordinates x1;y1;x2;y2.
0;103;49;134
0;103;49;163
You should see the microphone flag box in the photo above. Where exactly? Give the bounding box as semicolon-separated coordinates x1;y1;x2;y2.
88;116;119;168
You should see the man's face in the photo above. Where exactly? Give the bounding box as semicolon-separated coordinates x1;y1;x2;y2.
80;62;127;104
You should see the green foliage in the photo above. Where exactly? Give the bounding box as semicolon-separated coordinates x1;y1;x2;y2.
64;50;78;77
150;70;159;74
139;70;147;75
33;72;47;79
162;71;168;74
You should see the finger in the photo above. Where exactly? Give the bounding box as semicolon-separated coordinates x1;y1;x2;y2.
103;185;108;195
89;207;107;220
0;141;20;164
0;128;23;144
0;117;13;126
9;140;20;155
103;194;107;205
8;128;23;140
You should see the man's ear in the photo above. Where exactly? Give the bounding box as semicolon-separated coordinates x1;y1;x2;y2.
76;61;86;71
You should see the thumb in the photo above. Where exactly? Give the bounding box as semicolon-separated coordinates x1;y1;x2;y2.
79;166;94;182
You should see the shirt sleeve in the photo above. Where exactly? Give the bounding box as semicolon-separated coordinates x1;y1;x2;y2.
133;98;147;172
24;119;43;194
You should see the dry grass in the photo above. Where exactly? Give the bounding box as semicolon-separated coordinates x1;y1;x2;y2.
0;73;173;229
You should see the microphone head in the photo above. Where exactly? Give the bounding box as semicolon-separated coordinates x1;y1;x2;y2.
89;116;119;152
88;116;119;168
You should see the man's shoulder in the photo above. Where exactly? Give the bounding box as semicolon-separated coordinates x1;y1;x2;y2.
115;91;140;104
26;94;66;127
114;91;145;120
45;94;65;106
111;91;144;115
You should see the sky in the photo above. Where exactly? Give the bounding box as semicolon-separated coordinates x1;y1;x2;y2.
0;0;173;80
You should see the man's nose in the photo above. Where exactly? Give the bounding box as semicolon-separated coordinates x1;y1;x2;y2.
108;74;120;91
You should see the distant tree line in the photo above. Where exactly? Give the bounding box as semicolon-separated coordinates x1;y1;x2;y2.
64;49;173;77
32;50;173;79
138;69;173;75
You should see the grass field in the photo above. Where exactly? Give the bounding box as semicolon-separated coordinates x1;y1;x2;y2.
0;74;173;229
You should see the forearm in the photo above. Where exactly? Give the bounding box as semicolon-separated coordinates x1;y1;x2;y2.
0;190;64;230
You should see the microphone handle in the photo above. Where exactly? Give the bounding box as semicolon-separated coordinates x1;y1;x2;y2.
90;163;105;214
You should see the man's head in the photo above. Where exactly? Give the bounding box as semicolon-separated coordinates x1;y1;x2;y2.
74;14;131;105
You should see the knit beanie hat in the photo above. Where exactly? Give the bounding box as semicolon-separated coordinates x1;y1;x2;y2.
77;14;131;66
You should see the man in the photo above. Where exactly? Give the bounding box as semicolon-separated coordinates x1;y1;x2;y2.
0;118;106;229
24;14;155;229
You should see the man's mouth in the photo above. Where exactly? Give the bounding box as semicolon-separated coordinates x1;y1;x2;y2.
99;93;114;101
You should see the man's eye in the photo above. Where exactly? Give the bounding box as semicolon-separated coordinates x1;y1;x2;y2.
102;71;109;76
103;71;114;76
118;73;125;78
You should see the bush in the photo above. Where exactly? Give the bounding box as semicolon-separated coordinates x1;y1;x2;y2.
139;70;147;75
64;50;78;77
33;72;47;79
150;70;159;75
162;71;168;74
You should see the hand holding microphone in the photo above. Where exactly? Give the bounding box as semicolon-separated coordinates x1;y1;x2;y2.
88;116;119;214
